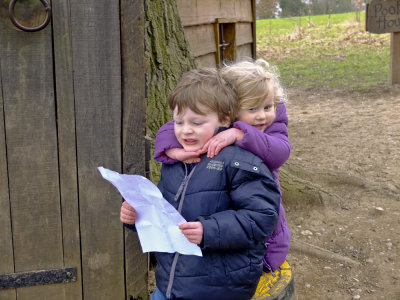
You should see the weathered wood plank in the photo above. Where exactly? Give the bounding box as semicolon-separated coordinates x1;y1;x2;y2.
237;43;253;60
0;26;16;300
177;0;253;26
237;22;253;46
184;24;216;57
120;0;148;298
366;0;400;34
195;52;218;67
184;22;253;59
0;18;64;300
70;1;125;299
234;0;254;22
51;1;82;299
390;32;400;84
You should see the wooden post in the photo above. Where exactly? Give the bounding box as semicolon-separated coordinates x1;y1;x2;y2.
390;32;400;84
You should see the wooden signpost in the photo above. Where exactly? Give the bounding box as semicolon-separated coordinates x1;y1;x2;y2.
366;0;400;84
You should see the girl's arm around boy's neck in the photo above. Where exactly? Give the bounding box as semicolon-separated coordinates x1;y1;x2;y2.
153;104;291;170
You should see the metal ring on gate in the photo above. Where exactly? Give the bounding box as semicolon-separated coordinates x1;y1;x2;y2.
8;0;52;32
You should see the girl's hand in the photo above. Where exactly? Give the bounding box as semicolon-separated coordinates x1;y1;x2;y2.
202;128;244;158
179;221;203;245
165;148;203;164
120;201;137;225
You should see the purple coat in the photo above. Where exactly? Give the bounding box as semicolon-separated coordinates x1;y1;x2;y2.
154;103;291;272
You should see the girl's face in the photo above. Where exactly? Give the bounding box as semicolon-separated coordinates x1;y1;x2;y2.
238;92;276;132
173;106;229;152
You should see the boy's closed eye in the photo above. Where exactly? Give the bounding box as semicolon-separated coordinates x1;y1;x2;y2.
191;121;204;126
174;120;204;126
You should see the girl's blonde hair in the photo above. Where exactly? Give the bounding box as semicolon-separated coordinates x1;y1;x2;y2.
220;58;286;116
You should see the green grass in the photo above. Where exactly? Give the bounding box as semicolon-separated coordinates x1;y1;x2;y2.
256;12;391;91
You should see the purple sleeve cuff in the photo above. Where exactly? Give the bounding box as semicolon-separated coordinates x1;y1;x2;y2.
154;120;182;164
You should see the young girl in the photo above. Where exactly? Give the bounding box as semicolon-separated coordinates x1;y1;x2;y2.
154;59;291;274
121;68;281;300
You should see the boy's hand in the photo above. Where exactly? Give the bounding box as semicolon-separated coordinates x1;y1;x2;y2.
165;148;203;164
179;221;203;245
120;201;137;225
202;128;244;158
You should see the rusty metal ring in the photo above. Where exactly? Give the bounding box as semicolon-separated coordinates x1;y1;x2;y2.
9;0;52;32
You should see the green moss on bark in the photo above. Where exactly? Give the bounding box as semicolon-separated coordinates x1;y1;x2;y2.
145;0;196;182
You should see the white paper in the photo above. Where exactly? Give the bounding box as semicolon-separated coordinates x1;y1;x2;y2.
98;167;202;256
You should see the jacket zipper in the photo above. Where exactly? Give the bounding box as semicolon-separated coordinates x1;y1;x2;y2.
174;164;189;201
166;163;197;298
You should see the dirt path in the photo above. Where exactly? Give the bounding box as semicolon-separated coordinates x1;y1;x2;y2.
284;85;400;300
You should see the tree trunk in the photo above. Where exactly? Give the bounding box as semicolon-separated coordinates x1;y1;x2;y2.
145;0;196;182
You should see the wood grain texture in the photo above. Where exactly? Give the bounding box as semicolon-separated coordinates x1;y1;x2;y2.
70;0;125;298
184;24;216;57
121;0;149;298
390;32;400;84
0;25;16;300
366;0;400;34
52;0;82;298
0;17;64;299
177;0;253;26
236;44;253;61
237;22;253;46
195;52;218;67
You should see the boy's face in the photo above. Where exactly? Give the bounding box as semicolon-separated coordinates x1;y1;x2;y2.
174;106;228;152
238;92;276;132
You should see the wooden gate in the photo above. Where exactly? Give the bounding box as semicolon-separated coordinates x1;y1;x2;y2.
0;1;148;299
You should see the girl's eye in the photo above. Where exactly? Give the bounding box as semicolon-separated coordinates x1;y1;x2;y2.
175;121;183;125
248;108;257;112
264;106;271;111
192;122;203;126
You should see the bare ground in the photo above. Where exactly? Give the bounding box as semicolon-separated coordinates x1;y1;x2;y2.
284;85;400;300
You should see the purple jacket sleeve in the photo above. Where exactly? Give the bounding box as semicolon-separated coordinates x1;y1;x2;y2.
153;120;182;164
233;103;291;171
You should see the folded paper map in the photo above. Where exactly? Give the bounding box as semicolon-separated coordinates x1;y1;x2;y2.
98;167;202;256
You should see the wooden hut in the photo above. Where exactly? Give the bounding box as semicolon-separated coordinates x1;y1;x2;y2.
177;0;256;67
0;1;256;299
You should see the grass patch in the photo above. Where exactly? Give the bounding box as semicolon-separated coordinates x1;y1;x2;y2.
256;12;391;91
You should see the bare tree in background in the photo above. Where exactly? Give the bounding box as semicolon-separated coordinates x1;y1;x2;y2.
256;0;279;19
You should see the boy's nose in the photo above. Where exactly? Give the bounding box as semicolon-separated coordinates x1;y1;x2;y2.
182;125;193;134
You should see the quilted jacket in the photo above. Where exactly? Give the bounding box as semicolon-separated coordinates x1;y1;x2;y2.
155;145;280;299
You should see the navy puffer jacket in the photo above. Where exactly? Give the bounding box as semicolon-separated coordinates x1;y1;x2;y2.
156;145;281;300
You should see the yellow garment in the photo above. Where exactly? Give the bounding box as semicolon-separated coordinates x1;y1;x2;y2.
252;261;294;300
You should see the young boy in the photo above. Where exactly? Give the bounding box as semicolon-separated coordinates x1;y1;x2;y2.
120;68;281;300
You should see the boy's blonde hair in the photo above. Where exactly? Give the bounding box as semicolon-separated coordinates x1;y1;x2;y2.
168;68;238;124
220;58;286;116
